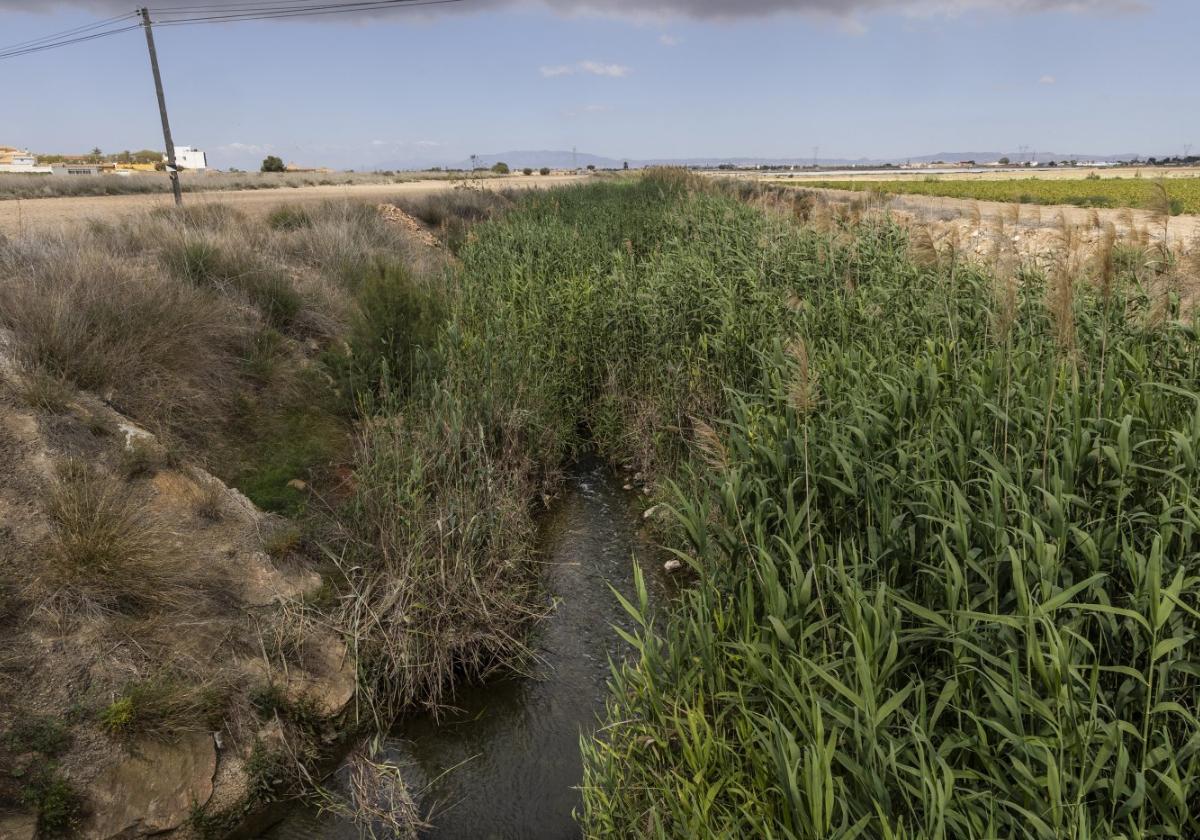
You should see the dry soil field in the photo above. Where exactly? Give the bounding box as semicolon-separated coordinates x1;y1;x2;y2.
0;174;587;236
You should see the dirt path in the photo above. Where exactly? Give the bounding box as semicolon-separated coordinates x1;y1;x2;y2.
0;175;588;236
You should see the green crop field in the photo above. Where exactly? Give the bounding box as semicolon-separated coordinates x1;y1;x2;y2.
796;176;1200;215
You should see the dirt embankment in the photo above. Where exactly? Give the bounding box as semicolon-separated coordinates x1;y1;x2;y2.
0;175;588;237
804;187;1200;259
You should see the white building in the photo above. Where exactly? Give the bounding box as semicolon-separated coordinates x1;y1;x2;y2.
0;146;50;173
166;146;208;170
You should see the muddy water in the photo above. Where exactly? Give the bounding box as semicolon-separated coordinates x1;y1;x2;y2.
268;461;666;839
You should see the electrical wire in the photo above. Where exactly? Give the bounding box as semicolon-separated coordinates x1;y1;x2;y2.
0;0;469;63
148;0;467;25
0;23;143;61
0;12;138;54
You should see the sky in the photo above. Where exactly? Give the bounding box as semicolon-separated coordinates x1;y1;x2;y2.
0;0;1196;170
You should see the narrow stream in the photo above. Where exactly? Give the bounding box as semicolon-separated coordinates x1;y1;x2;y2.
268;460;666;839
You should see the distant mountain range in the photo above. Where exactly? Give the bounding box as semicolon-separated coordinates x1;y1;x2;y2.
372;149;1149;171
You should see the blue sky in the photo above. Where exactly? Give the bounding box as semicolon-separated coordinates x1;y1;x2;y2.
1;0;1195;169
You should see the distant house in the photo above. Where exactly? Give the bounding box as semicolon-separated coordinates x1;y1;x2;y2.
166;146;208;170
51;164;105;176
0;146;51;173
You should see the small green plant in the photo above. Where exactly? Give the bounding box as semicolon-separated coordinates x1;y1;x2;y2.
98;677;224;741
6;715;71;757
266;206;311;231
24;770;81;837
98;696;135;734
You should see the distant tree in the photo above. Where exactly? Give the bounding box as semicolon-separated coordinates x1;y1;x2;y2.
623;161;629;170
261;155;286;173
586;164;596;171
90;147;103;161
491;162;510;174
539;167;551;176
998;156;1010;165
522;167;533;176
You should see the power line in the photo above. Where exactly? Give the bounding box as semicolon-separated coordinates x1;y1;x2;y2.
0;12;138;54
0;23;143;62
147;0;468;26
0;0;468;62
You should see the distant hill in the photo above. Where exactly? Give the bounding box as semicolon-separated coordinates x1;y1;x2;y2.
372;149;1149;172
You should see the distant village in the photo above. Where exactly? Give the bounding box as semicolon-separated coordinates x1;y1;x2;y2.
0;145;208;176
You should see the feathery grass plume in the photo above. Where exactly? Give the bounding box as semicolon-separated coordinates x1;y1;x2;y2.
1047;255;1077;354
1094;222;1118;304
690;417;729;471
990;253;1020;343
1145;180;1175;247
909;224;940;269
1005;201;1021;226
968;201;982;227
1087;208;1101;229
785;338;819;413
1118;207;1135;231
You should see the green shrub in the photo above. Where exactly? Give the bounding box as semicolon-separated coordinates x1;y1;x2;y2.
332;262;445;409
266;206;312;231
539;167;551;176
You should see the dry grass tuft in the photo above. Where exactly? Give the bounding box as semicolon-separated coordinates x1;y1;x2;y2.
0;232;248;436
42;465;196;614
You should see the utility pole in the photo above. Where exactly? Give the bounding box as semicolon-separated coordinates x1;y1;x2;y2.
140;7;182;207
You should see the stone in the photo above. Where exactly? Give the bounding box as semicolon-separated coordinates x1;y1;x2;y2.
664;559;684;573
83;733;217;839
0;813;38;840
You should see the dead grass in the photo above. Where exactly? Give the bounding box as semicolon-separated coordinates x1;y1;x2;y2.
0;231;247;436
42;464;197;614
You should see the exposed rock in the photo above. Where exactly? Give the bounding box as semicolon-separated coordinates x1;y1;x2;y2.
83;733;217;840
0;812;38;840
663;559;684;573
287;478;308;492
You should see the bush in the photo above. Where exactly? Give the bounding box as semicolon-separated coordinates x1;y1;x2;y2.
266;206;312;231
490;162;510;175
539;167;551;176
333;262;445;408
261;155;285;173
522;168;533;176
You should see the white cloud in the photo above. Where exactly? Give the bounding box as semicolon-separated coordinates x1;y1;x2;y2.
659;33;683;46
541;61;632;78
579;60;631;77
1038;74;1056;84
